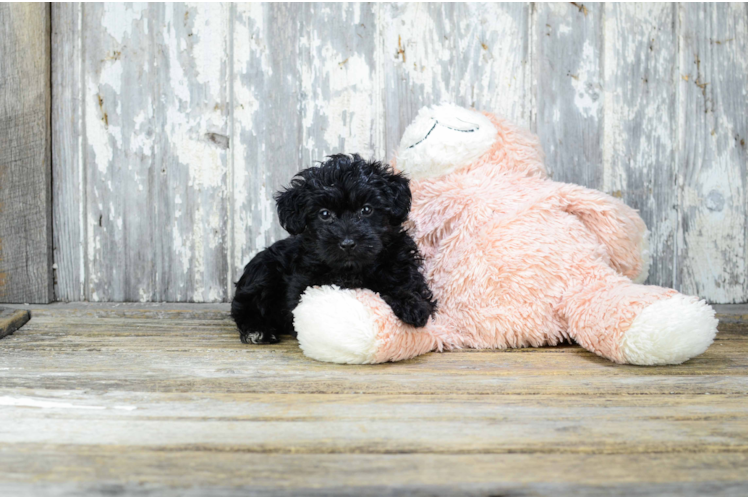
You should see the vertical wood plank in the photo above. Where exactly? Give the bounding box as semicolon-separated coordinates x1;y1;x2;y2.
0;3;53;303
80;3;230;301
381;3;530;159
677;3;747;303
534;3;603;188
52;3;85;301
603;4;678;288
231;3;302;287
297;3;383;166
452;3;531;127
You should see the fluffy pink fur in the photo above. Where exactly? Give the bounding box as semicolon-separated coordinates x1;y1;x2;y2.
356;111;680;364
295;108;715;365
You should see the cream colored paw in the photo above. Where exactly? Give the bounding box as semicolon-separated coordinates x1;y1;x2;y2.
633;229;651;284
621;294;718;365
293;285;379;364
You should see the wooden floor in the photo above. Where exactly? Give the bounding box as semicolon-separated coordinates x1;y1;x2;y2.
1;303;747;496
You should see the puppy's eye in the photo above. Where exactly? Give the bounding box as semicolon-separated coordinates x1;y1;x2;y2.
318;209;332;221
360;205;373;217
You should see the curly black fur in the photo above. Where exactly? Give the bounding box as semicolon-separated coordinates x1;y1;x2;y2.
231;154;437;344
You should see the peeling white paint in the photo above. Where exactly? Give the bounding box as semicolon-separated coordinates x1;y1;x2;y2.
167;132;224;189
385;4;450;98
571;40;600;119
455;4;527;124
130;109;154;155
99;59;123;94
676;2;748;302
101;3;147;45
192;203;207;301
54;2;748;304
172;223;192;284
244;3;272;77
190;4;227;93
86;78;113;171
165;8;191;104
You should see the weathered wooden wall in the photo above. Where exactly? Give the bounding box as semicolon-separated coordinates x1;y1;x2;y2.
51;3;748;303
0;3;53;303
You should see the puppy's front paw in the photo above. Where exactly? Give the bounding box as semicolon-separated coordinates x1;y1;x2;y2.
396;299;433;328
240;330;279;344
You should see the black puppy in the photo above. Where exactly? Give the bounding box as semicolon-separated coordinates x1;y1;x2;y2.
231;154;436;344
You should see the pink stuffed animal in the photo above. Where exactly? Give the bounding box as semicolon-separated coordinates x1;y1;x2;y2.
293;104;718;365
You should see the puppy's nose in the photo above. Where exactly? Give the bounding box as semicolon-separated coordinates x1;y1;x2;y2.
339;238;356;251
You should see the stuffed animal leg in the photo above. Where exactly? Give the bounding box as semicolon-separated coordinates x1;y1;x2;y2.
293;285;453;364
558;264;718;365
557;183;651;283
294;279;718;366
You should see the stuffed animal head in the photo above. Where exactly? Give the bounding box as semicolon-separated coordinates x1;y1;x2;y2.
395;103;546;181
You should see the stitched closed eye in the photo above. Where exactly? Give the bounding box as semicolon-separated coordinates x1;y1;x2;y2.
406;118;480;149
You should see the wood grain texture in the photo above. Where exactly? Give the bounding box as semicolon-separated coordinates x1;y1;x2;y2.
3;393;748;454
2;305;748;396
74;3;230;302
603;4;678;289
677;3;748;303
0;307;30;339
534;2;603;188
0;303;747;495
49;3;748;302
0;3;53;303
52;3;85;302
1;447;746;496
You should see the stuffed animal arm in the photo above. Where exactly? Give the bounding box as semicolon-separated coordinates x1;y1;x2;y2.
293;104;717;366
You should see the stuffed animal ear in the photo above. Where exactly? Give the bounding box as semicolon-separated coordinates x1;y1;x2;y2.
275;178;308;235
383;168;412;225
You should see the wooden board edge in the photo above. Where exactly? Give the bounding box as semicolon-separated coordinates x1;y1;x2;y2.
714;304;748;324
0;307;31;339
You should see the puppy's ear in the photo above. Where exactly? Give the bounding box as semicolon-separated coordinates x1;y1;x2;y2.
275;178;308;235
382;168;412;226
